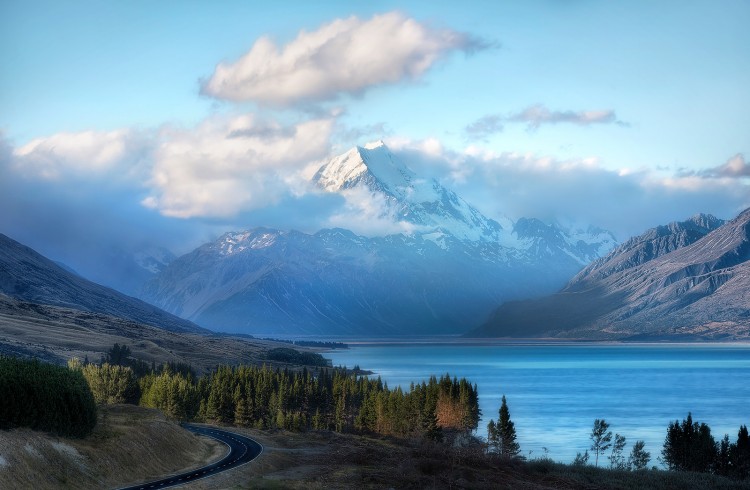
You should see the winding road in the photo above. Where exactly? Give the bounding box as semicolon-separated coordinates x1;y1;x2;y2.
117;424;263;490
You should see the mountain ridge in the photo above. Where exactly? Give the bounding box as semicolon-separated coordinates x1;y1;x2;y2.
470;209;750;340
141;142;618;336
0;233;206;334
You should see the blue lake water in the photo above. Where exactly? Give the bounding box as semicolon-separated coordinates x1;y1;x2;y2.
326;342;750;464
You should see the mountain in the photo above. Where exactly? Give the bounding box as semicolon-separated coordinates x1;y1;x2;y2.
470;210;750;340
313;141;616;260
0;233;204;334
141;142;616;336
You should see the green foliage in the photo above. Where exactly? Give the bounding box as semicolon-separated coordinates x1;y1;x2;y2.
733;425;750;479
0;356;97;437
572;450;590;466
487;419;499;453
132;363;478;438
106;343;132;365
139;369;199;421
662;413;717;473
265;347;328;367
79;362;139;404
609;433;627;470
590;419;613;467
628;440;651;470
498;395;520;458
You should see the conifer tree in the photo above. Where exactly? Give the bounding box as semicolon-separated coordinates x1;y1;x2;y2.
717;434;732;476
662;412;717;473
732;424;750;479
498;395;521;458
486;419;499;453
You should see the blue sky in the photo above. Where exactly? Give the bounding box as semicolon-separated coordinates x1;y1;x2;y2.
1;1;748;269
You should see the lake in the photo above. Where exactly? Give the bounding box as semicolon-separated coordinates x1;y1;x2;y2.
326;342;750;464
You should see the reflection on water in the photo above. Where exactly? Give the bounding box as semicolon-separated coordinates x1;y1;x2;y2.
327;343;750;463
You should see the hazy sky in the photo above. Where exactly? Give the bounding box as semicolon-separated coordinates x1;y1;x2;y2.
1;1;748;265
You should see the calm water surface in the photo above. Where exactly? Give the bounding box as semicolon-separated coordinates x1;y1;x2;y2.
326;343;750;463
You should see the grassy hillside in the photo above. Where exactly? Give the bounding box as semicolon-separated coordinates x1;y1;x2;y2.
0;404;222;489
0;295;325;374
2;404;749;489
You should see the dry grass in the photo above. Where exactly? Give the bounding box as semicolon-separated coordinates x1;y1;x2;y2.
3;405;749;489
0;296;319;374
177;428;750;490
0;404;223;489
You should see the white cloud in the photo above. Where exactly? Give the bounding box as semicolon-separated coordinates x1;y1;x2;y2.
464;105;627;140
201;11;486;106
145;114;334;218
509;105;619;129
325;186;420;236
698;153;750;179
12;129;149;180
389;140;749;240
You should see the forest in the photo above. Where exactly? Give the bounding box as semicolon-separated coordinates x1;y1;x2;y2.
66;343;480;439
3;345;750;482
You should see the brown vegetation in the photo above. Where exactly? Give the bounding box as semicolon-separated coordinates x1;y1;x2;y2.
3;404;750;489
0;404;222;489
0;295;320;374
183;427;750;490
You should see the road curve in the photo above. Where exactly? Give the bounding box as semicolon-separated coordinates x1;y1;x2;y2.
116;424;263;490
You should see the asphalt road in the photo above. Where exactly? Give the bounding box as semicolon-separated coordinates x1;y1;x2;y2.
117;424;263;490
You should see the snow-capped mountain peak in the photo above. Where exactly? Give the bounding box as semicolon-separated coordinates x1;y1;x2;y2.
313;141;415;195
312;142;616;261
313;142;505;242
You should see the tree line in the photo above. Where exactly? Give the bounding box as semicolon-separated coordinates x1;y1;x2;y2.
662;412;750;479
570;414;750;480
66;343;480;439
138;364;480;438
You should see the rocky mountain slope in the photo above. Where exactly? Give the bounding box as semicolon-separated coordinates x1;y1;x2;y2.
470;210;750;340
141;143;616;336
0;233;204;334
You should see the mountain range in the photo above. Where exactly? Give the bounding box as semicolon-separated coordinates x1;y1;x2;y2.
470;209;750;340
140;142;616;336
0;233;204;334
0;233;319;371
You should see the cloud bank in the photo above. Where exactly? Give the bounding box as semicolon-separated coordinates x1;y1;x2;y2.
465;105;626;140
201;12;486;106
144;115;334;218
389;141;750;240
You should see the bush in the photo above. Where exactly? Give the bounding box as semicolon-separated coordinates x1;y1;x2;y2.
0;356;97;437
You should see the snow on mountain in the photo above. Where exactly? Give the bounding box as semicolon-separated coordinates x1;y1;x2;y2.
141;142;618;337
314;141;505;243
314;141;615;262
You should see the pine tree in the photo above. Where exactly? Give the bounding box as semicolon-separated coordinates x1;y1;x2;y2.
717;434;732;476
498;395;520;458
234;397;250;427
486;419;499;453
590;419;613;467
661;413;717;473
732;424;750;479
